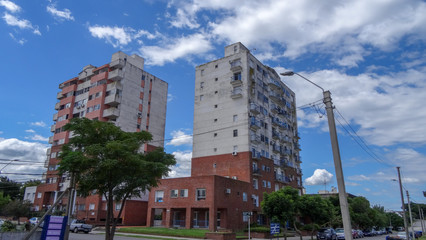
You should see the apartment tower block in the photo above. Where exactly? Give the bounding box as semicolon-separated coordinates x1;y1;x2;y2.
34;52;168;225
147;42;302;231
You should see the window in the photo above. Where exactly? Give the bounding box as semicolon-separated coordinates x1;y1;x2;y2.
89;204;95;210
275;184;279;191
201;69;204;76
200;95;204;101
243;192;247;202
51;152;57;158
214;119;217;122
200;82;204;88
170;189;178;198
78;204;85;211
155;191;164;202
115;202;121;210
196;188;206;201
215;91;218;94
215;64;218;68
214;104;218;108
213;148;217;152
267;181;271;188
263;180;267;187
233;72;241;81
233;129;238;137
214;133;217;137
180;189;188;197
37;193;42;198
233;115;238;122
215;78;218;81
253;179;258;189
233;145;238;152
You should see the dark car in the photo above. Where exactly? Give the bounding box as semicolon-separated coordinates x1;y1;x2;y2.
317;228;337;240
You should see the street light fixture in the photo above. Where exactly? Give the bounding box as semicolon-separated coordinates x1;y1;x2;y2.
280;71;353;240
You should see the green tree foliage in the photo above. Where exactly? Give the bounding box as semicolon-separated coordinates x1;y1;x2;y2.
262;186;299;240
386;212;404;229
2;199;32;224
298;195;333;239
58;118;176;240
0;177;21;200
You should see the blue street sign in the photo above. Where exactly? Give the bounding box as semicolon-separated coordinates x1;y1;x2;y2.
41;215;68;240
270;222;280;234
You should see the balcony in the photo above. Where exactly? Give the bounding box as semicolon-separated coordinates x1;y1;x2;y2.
46;148;51;156
103;107;119;119
48;136;53;144
267;78;281;91
269;92;285;106
230;60;242;72
231;88;243;99
273;158;280;166
271;117;282;127
108;69;124;81
275;174;290;183
252;151;261;159
249;103;260;115
250;134;261;144
106;81;123;92
230;75;242;86
253;167;261;176
50;124;56;132
110;59;124;68
54;102;60;110
272;144;281;154
270;103;280;114
249;117;261;130
44;157;49;168
104;94;121;106
56;91;64;99
53;113;58;121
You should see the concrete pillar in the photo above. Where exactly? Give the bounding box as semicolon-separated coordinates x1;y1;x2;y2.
209;207;217;231
146;207;153;227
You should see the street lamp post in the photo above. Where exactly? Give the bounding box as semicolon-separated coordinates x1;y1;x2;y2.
280;71;353;240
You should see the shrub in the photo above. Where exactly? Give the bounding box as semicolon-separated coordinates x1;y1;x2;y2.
1;220;16;232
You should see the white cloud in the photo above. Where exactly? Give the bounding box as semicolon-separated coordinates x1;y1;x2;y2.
167;151;192;178
166;130;192;146
9;32;25;45
139;33;213;66
0;131;3;134
30;121;46;127
46;4;74;21
89;25;132;47
0;138;48;182
26;134;49;142
0;0;21;12
25;129;35;133
305;169;334;186
2;13;41;35
348;174;371;181
167;93;175;102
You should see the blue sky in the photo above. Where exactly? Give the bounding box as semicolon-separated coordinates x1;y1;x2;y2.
0;0;425;211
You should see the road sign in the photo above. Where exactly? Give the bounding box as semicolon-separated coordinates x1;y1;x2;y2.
40;215;68;240
270;223;280;234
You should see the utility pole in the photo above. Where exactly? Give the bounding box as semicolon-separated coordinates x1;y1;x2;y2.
323;90;353;240
420;208;425;234
397;167;409;240
280;71;353;240
406;191;414;236
64;172;76;240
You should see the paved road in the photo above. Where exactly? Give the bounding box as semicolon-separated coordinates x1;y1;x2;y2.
69;232;391;240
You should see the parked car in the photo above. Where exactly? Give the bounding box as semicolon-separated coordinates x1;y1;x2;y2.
317;228;337;240
29;217;39;225
336;228;345;240
357;230;364;238
70;219;92;233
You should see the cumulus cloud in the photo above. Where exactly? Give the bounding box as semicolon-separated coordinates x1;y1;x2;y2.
0;0;20;12
0;138;48;181
305;169;334;186
26;134;49;142
2;13;41;35
167;93;175;102
25;129;35;133
139;33;213;66
167;150;192;178
30;121;47;127
9;32;25;45
46;4;74;21
166;130;192;146
88;25;133;47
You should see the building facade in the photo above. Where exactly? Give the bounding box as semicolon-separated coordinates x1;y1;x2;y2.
33;51;168;225
147;42;303;231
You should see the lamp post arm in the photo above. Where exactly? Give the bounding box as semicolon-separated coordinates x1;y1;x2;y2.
293;73;325;92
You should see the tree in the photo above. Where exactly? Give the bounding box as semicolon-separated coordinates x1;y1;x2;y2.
262;186;299;240
58;118;176;240
2;199;32;224
0;177;21;200
298;195;333;240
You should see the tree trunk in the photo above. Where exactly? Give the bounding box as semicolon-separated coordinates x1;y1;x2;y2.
111;194;129;240
311;224;315;240
105;191;113;240
284;224;288;240
293;222;303;240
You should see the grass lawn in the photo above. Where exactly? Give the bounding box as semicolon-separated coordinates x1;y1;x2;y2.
117;227;209;238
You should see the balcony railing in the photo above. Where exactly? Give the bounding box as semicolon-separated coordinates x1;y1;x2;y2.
250;103;260;115
250;134;261;143
56;91;64;99
253;167;261;175
110;59;124;68
104;94;121;106
249;117;261;130
275;174;290;183
267;78;281;90
252;151;261;159
55;102;60;110
108;69;124;81
193;220;209;228
50;124;56;132
231;88;243;99
230;60;242;72
103;107;119;119
53;113;58;121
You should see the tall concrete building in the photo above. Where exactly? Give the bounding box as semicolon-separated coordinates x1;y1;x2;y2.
147;42;302;231
34;52;168;225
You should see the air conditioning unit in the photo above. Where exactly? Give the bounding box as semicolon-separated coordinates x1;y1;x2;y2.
231;176;238;180
137;112;142;118
232;151;238;156
226;188;231;194
58;183;63;187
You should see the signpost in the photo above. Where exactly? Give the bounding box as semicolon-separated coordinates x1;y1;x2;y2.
40;215;68;240
271;223;280;239
243;212;253;239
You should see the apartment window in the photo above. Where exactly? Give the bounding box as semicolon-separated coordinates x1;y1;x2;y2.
214;133;217;137
215;64;218;68
214;119;217;122
243;192;247;202
213;148;217;152
196;188;206;201
233;129;238;137
51;152;57;158
215;91;218;94
180;189;188;197
155;190;164;202
200;69;204;76
89;204;95;210
200;82;204;88
267;181;271;188
253;179;258;189
233;72;241;81
262;180;267;188
170;189;178;198
215;78;218;81
233;115;238;122
213;163;216;168
37;193;42;198
200;95;204;101
78;204;85;211
214;104;218;108
115;202;121;210
275;184;279;191
233;145;238;152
